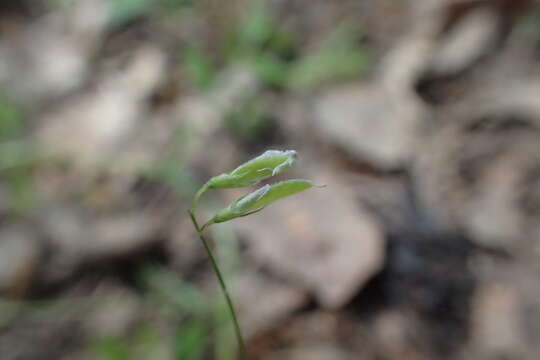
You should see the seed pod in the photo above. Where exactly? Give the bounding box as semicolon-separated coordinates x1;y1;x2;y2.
206;179;314;226
206;150;297;189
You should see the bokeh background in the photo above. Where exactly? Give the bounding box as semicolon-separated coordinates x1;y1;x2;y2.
1;0;540;359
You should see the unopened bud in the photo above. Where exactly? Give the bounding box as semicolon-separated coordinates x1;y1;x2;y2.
206;150;297;189
207;179;314;226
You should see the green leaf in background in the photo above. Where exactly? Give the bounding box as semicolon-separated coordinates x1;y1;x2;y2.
94;338;130;360
249;54;289;87
0;95;36;214
109;0;156;26
140;266;209;315
183;45;216;90
222;1;294;67
238;4;274;48
0;140;33;171
208;179;314;225
92;326;165;360
288;22;370;90
174;321;208;360
206;149;297;189
162;0;192;6
0;95;28;170
0;96;22;138
109;0;191;27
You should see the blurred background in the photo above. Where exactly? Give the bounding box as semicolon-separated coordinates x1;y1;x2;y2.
1;0;540;359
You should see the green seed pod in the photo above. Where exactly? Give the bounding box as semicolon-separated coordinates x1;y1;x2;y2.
206;150;297;189
207;179;314;226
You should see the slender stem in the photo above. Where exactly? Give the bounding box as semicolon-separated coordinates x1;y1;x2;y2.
191;182;210;216
188;209;246;359
200;220;212;233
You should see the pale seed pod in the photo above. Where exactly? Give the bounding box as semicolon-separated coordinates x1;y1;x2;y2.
205;179;314;227
206;150;297;189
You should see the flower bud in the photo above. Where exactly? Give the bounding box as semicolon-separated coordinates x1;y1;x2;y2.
207;179;314;226
206;150;297;189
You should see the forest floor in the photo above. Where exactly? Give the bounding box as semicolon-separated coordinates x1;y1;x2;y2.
1;0;540;359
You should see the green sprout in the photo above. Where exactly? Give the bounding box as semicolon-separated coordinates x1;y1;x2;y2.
205;179;314;229
191;150;298;216
207;149;297;189
188;150;316;358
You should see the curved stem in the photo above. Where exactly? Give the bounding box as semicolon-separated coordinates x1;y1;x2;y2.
191;182;210;216
200;220;213;233
188;209;246;359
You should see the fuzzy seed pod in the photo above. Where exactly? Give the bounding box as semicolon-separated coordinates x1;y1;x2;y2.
207;179;314;225
206;150;297;189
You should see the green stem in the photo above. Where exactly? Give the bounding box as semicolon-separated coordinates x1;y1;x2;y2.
191;182;210;216
188;208;246;359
